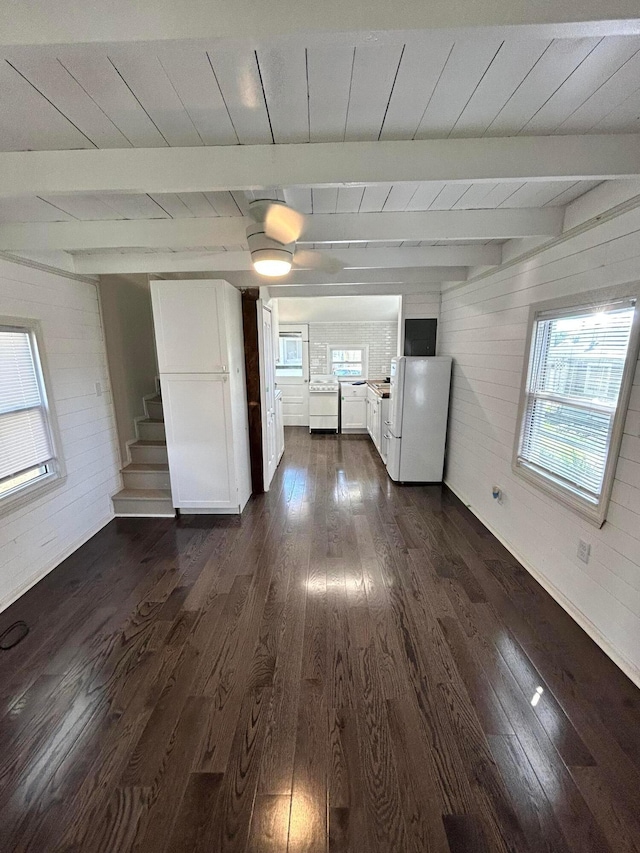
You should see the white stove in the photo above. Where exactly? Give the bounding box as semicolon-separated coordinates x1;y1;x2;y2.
309;375;339;432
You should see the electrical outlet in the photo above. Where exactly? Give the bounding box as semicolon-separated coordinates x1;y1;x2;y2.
577;539;591;564
95;381;102;397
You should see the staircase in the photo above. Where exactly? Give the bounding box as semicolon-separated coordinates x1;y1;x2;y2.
111;393;175;518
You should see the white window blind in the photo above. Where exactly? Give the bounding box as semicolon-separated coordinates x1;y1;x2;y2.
517;300;636;512
0;327;54;488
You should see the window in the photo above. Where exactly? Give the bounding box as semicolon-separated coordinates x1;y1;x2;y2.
0;321;60;508
276;332;304;377
514;294;639;526
329;346;368;377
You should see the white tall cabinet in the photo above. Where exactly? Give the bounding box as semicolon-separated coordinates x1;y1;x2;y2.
151;279;252;514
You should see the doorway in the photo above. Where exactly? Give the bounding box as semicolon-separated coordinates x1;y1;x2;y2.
275;324;309;426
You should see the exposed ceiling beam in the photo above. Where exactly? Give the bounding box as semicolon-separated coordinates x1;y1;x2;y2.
0;136;638;198
72;246;497;275
77;251;468;280
1;0;638;46
264;283;446;299
0;212;555;252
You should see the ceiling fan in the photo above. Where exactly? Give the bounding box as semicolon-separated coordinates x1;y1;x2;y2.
246;199;344;277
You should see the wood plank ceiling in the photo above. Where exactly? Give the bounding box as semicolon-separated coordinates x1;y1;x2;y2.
1;30;639;280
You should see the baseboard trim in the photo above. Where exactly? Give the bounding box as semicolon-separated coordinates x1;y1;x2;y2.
0;512;114;615
444;480;640;690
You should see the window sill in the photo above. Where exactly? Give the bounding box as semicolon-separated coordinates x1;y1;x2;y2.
512;460;606;528
0;470;65;518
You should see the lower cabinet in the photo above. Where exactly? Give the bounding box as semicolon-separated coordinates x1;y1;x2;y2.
366;387;390;463
162;373;237;511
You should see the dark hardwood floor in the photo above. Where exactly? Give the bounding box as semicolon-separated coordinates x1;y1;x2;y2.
1;427;640;852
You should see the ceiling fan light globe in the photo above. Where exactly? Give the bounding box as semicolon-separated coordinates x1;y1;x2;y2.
253;257;292;277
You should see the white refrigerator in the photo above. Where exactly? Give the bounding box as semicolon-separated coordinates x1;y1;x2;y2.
386;356;452;483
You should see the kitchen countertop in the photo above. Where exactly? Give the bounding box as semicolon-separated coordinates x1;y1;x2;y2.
367;380;391;398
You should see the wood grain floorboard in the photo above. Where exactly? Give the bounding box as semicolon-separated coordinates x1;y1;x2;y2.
0;428;638;852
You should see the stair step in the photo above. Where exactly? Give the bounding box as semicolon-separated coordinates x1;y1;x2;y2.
146;398;164;419
114;488;172;500
121;462;170;490
112;487;175;518
130;440;168;464
137;418;165;441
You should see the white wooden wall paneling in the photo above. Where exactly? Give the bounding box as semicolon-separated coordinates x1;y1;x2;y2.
158;49;238;145
59;55;168;147
439;204;640;680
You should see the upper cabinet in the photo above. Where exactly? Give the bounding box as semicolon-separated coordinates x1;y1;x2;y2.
151;280;229;373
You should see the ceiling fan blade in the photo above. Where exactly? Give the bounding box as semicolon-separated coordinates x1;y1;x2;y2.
264;204;306;244
292;249;344;274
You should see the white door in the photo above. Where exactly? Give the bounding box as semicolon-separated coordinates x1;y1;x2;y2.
162;373;237;510
261;305;277;488
275;324;309;426
151;280;228;374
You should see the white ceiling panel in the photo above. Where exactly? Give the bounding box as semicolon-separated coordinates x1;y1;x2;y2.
283;188;313;214
40;194;126;220
452;184;498;209
204;192;244;216
58;54;167;147
311;188;338;213
256;47;309;143
415;38;503;138
382;184;420;211
343;44;404;141
207;50;273;144
98;194;170;219
556;48;640;133
158;49;238;146
335;187;364;213
429;184;473;209
0;61;93;151
148;194;194;218
307;46;354;142
450;39;551;136
0;196;75;222
379;41;454;140
522;37;640;134
478;182;524;207
175;193;218;217
404;183;447;210
109;54;203;146
485;37;602;135
590;87;640;133
359;185;392;213
6;56;131;148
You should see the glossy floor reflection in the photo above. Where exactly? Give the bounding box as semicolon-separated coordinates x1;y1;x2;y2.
1;427;639;852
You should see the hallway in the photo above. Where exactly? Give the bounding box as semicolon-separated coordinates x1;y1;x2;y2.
1;428;639;852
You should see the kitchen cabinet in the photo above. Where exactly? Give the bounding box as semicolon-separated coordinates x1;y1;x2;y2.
340;381;367;433
366;385;390;462
151;279;252;514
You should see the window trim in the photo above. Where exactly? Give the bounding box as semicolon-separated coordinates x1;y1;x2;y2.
0;316;65;515
327;345;369;378
512;284;640;528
